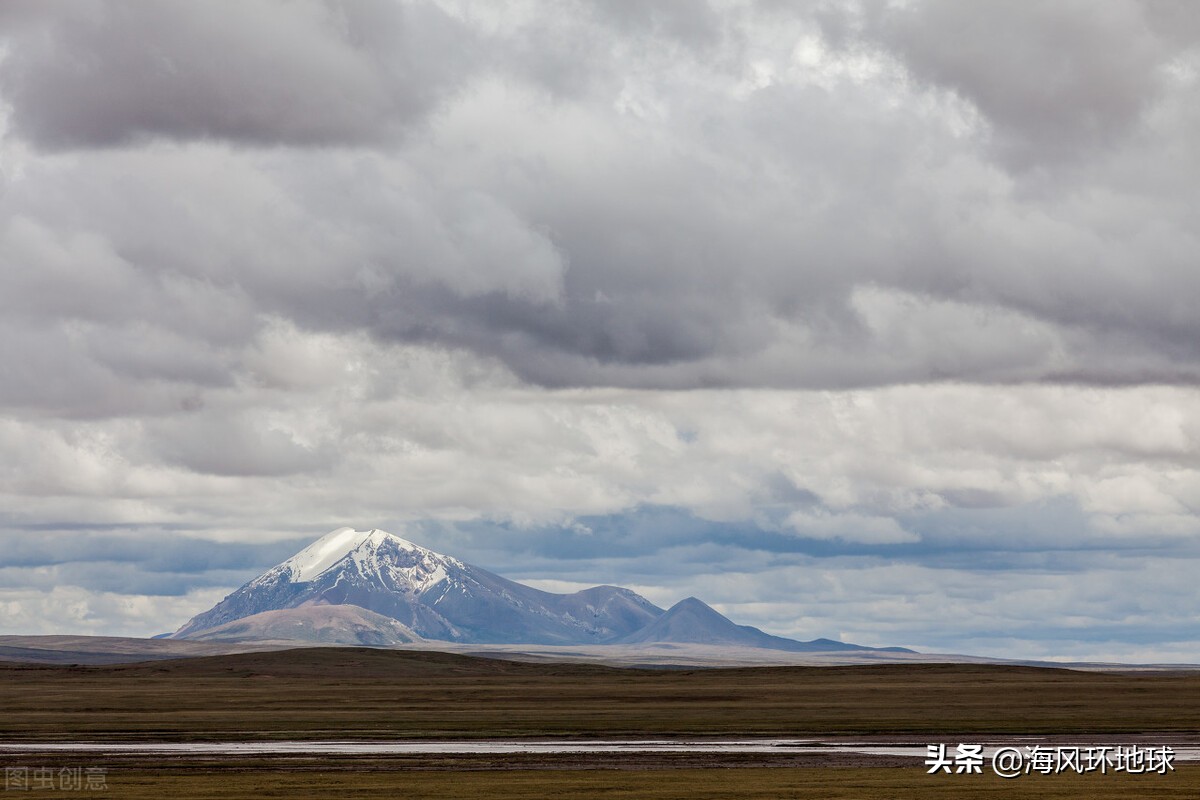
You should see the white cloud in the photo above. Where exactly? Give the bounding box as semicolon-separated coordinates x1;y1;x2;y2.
0;586;229;638
0;1;1198;658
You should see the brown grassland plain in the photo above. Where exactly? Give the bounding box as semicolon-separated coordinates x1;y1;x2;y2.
2;648;1200;798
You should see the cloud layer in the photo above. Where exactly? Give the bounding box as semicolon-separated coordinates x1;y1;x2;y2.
1;1;1199;659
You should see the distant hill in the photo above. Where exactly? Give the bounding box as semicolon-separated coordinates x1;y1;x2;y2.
618;597;913;653
172;527;911;654
181;604;423;646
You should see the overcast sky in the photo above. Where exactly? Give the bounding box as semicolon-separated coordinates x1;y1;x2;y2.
2;0;1199;661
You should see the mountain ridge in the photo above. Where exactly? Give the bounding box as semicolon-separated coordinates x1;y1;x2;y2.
619;597;907;653
173;527;663;645
172;527;911;654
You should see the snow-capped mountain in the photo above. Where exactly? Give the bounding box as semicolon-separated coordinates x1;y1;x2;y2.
172;527;663;644
173;526;914;654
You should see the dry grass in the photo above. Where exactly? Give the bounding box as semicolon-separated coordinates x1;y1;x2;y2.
3;649;1200;741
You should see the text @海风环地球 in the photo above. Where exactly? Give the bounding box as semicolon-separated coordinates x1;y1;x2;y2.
925;744;1175;778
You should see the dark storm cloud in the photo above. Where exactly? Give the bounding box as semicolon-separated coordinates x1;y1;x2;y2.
0;0;475;149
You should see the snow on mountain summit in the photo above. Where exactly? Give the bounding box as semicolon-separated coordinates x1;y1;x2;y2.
171;526;909;653
172;526;664;644
280;527;458;587
283;527;382;582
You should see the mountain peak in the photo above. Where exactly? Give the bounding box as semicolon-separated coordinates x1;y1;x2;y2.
172;528;906;654
172;526;664;644
282;527;428;582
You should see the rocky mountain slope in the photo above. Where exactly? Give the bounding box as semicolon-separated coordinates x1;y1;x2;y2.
180;604;422;646
173;527;662;645
173;527;911;653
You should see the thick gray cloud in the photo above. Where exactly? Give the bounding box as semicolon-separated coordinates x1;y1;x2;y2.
2;1;1198;390
0;0;475;148
866;0;1167;165
1;1;1199;658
